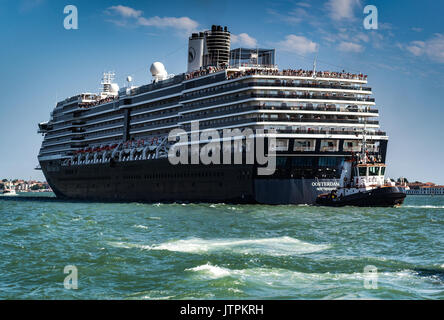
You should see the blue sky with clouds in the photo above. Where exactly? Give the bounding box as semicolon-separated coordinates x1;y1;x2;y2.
0;0;443;182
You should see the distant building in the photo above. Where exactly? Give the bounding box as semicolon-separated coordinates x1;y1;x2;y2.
406;182;444;195
0;178;51;192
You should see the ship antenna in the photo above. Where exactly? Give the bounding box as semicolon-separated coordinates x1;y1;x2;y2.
101;71;115;94
362;119;367;164
312;54;317;79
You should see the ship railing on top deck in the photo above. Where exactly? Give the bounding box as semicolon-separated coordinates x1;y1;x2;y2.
78;96;119;109
185;65;368;82
227;68;368;81
185;66;228;81
56;95;81;108
128;74;185;96
229;63;279;69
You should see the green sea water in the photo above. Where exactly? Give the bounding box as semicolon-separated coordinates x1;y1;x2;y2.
0;194;442;299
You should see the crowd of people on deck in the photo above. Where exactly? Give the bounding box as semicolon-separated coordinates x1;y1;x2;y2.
78;96;119;109
185;66;227;80
281;69;367;80
227;68;367;81
185;64;368;82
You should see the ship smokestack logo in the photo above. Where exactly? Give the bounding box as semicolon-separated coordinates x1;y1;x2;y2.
188;47;196;63
167;121;276;176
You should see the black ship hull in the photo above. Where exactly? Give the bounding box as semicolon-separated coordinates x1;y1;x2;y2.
316;186;406;207
40;158;343;205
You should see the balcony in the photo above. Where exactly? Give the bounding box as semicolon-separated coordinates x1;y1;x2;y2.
180;104;379;123
182;81;372;102
182;92;375;112
250;93;375;102
72;120;86;125
183;117;386;136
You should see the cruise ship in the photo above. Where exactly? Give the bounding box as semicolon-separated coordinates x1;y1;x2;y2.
37;25;389;204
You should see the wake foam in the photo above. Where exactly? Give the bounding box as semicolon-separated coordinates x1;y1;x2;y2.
134;224;148;229
186;263;232;279
186;263;430;286
151;236;329;256
107;236;330;256
404;205;444;209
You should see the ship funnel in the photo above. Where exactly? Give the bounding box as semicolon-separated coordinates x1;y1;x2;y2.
187;25;231;72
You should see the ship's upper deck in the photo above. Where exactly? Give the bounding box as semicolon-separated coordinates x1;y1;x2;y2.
38;47;384;163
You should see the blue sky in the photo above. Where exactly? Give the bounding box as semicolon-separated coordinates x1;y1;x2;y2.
0;0;443;182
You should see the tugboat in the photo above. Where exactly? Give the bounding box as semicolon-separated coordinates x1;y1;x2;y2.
316;126;406;207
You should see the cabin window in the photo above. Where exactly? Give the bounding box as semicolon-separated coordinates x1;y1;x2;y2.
369;166;379;176
380;167;386;176
358;167;367;176
320;140;339;152
294;139;316;152
343;140;360;152
270;139;289;151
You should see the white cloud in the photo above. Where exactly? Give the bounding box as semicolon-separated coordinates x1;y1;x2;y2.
406;41;425;56
277;35;318;55
405;34;444;63
355;32;369;43
105;5;199;34
267;7;315;26
231;33;258;47
377;23;393;31
338;41;364;52
325;0;361;21
106;5;142;18
19;0;45;12
296;2;311;8
137;16;198;33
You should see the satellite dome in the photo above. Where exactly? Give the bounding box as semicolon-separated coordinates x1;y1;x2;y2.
110;83;120;93
126;76;133;82
150;62;167;80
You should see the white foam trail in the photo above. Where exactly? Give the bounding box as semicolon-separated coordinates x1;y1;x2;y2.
107;236;329;256
151;236;330;256
186;263;232;279
186;264;429;288
134;224;148;229
108;241;152;250
404;205;444;209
